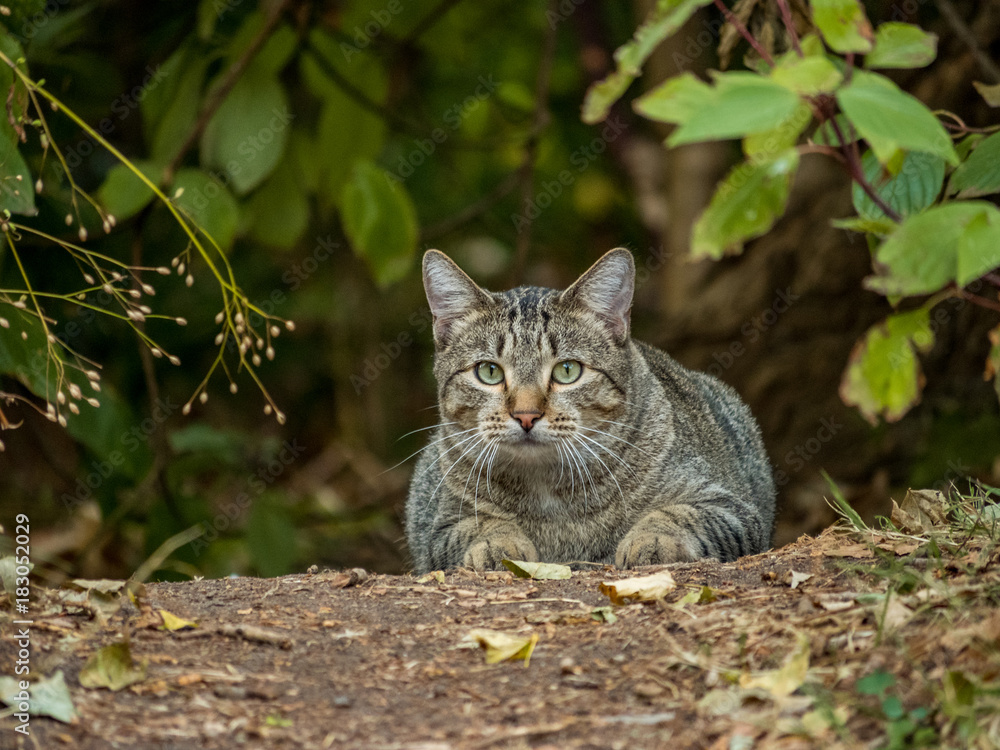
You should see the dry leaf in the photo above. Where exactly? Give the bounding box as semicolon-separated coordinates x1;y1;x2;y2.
891;488;949;534
502;559;572;580
788;571;813;589
600;571;676;605
466;629;538;666
416;571;445;584
158;609;197;631
78;642;147;691
881;595;914;632
822;542;873;558
69;579;127;594
740;632;810;698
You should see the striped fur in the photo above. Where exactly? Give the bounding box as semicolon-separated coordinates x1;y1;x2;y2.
405;248;776;572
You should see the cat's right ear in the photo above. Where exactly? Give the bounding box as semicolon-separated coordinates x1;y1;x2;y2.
422;250;491;347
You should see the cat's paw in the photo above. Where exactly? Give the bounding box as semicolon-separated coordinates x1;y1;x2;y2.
615;532;695;568
463;535;538;571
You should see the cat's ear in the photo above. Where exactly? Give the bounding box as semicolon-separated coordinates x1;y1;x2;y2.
560;248;635;343
423;250;491;346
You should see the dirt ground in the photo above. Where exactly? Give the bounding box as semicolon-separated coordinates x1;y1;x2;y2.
3;520;1000;750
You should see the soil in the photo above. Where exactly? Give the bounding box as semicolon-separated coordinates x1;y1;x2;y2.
3;526;999;750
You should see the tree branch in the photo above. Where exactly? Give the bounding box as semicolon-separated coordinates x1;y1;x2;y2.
163;0;294;183
775;0;802;57
713;0;775;68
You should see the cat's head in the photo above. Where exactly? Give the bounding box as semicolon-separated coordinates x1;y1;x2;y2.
422;249;635;460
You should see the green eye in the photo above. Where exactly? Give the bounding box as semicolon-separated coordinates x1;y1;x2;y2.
552;360;583;384
475;361;505;385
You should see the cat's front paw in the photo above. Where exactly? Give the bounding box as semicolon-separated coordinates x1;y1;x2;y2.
615;532;696;568
463;535;538;571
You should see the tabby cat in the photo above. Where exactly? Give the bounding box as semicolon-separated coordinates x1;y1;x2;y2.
405;248;775;572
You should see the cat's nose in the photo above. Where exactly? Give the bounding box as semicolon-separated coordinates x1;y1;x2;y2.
511;411;543;432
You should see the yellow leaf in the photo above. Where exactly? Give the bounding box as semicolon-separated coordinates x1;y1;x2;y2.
740;632;810;698
158;609;198;631
466;629;538;667
600;570;676;605
502;559;572;580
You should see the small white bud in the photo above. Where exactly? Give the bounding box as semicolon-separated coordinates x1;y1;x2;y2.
199;391;208;404
275;411;286;425
57;391;66;404
65;213;73;226
156;266;170;275
86;398;100;407
175;317;187;326
68;383;82;399
107;214;117;227
285;320;296;331
34;178;43;193
214;332;224;345
177;262;185;275
83;273;95;284
185;274;193;287
264;404;272;415
266;346;275;361
229;383;238;394
142;283;155;295
235;312;244;325
171;257;180;267
214;311;224;324
182;403;191;415
168;355;180;365
102;283;113;294
270;325;281;337
150;348;162;358
57;414;67;426
0;318;7;328
127;310;145;322
173;187;184;199
78;226;87;242
68;402;79;414
252;353;261;366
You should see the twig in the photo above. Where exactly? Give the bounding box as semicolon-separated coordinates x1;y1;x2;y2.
775;0;802;57
713;0;775;68
509;0;559;285
828;116;902;222
957;288;1000;314
934;0;1000;83
401;0;465;45
163;0;294;182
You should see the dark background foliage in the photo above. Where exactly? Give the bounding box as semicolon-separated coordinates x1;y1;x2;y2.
1;0;998;583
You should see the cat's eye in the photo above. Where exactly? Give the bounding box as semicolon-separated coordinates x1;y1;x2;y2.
552;360;583;384
475;361;505;385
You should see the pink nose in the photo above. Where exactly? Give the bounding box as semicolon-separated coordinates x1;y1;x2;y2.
511;411;542;431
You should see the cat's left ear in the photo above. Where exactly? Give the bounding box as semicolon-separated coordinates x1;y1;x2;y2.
423;249;492;347
560;248;635;344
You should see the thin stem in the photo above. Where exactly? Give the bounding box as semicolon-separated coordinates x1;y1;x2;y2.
957;288;1000;314
934;0;1000;83
828;116;902;223
775;0;802;57
713;0;775;68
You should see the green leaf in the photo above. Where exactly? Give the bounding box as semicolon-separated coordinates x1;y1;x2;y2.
581;0;713;123
811;0;874;53
302;34;388;207
633;72;713;124
98;161;163;222
831;216;897;235
973;81;1000;107
743;102;812;158
771;54;843;95
866;202;999;295
144;46;211;164
502;559;572;580
957;208;1000;286
199;66;291;195
172;168;241;252
837;70;958;165
78;642;147;691
852;149;944;220
0;670;76;723
341;160;418;287
0;314;151;480
946;131;1000;199
0;135;36;215
865;23;937;69
668;73;802;146
691;150;799;259
836;71;958;165
840;308;933;424
224;13;296;76
245;158;310;249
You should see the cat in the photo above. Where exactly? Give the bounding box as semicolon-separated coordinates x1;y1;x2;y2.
405;248;776;573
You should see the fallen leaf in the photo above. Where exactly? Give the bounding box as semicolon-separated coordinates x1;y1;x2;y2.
822;542;873;558
0;670;77;723
881;595;914;631
740;632;810;698
891;488;949;534
678;585;718;605
158;609;198;631
789;571;813;589
78;642;147;691
416;571;445;584
816;597;856;612
69;579;127;595
502;559;572;580
466;629;538;666
600;571;677;605
590;606;618;624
